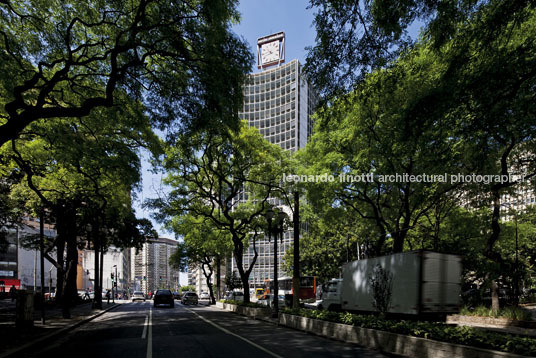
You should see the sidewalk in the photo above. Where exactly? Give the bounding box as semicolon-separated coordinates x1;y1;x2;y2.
0;299;120;358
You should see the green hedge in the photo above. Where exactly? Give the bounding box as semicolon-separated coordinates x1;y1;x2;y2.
282;308;536;356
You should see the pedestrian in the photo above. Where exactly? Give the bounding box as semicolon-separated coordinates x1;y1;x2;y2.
105;289;111;304
9;285;16;302
83;288;90;300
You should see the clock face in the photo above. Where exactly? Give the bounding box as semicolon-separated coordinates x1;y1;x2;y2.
261;41;280;65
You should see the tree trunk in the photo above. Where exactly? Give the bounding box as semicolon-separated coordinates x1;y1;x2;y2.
201;263;216;305
100;246;104;296
216;255;221;300
233;245;250;303
61;209;78;318
54;238;65;302
491;279;500;313
93;226;102;309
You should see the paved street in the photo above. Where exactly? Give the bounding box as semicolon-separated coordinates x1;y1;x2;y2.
12;300;389;358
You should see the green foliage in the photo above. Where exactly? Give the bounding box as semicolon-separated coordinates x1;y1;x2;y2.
459;306;532;321
0;0;253;145
282;204;364;282
179;285;196;294
225;271;243;290
368;265;393;314
282;308;536;355
306;0;534;99
153;122;291;302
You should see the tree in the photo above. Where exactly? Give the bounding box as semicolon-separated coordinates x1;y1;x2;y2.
282;204;365;282
368;264;393;315
168;214;231;304
152;123;290;303
0;0;253;146
305;0;534;99
2;97;158;316
299;41;463;255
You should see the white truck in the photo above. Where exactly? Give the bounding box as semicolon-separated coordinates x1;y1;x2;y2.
318;251;462;315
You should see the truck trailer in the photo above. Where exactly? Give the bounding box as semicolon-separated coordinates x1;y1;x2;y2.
318;251;462;315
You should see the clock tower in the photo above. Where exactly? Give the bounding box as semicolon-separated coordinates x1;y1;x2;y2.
257;32;285;69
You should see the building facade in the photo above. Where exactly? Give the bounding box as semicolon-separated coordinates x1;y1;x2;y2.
232;34;318;289
0;220;57;294
131;237;179;294
81;246;130;295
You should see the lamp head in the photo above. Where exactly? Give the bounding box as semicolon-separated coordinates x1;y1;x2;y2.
265;209;274;221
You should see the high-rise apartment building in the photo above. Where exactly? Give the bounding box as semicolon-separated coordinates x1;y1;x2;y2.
131;237;179;294
231;33;318;289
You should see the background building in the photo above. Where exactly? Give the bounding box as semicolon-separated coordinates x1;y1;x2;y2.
81;246;130;295
131;237;179;294
0;219;57;294
228;32;318;290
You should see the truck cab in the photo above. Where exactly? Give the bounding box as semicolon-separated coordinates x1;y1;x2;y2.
318;279;342;311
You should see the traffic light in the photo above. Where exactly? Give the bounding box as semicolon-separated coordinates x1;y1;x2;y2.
114;281;117;288
111;273;114;280
143;276;146;281
159;276;162;281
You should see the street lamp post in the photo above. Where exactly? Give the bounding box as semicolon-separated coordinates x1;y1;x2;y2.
265;209;276;317
265;209;287;318
112;265;117;303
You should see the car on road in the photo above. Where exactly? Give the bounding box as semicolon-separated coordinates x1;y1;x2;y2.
181;292;199;305
153;289;174;308
199;292;209;300
257;293;285;308
132;291;146;302
173;291;181;300
224;291;244;302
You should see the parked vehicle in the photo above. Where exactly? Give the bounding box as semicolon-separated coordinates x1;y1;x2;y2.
153;289;174;308
224;291;244;301
199;292;209;300
181;292;198;305
257;293;285;308
263;276;318;301
318;251;462;315
255;288;265;299
132;291;146;302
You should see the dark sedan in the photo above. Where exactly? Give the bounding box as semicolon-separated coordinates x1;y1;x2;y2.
181;292;198;305
153;289;175;308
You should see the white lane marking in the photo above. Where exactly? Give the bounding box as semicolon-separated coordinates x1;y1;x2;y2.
186;308;283;358
146;307;152;358
142;315;148;339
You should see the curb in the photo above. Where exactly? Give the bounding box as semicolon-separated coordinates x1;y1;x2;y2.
0;304;120;358
215;303;532;358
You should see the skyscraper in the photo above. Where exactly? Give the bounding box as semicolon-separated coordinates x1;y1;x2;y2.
234;32;318;289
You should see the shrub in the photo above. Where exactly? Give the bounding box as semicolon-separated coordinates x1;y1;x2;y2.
459;305;532;321
281;308;536;355
368;264;393;314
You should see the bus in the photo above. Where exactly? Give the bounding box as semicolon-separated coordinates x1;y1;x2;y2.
264;276;317;300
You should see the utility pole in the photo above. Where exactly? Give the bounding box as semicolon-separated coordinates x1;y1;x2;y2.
40;209;45;325
292;191;300;308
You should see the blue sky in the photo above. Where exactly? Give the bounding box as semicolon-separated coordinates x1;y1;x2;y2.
134;1;318;238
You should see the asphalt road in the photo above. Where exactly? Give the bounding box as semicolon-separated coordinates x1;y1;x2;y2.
16;300;390;358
